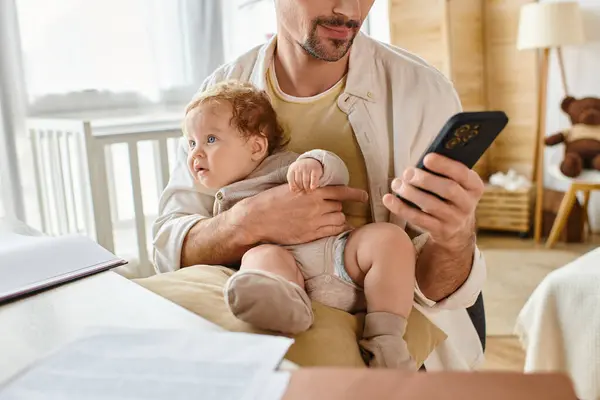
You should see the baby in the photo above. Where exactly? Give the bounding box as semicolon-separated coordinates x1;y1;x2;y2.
183;80;418;369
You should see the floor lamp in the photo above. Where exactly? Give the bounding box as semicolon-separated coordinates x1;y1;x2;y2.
516;1;586;243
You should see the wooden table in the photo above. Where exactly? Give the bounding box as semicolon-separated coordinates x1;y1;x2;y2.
284;369;578;400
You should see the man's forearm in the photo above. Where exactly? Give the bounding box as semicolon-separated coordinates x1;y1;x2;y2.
180;208;255;268
415;230;476;302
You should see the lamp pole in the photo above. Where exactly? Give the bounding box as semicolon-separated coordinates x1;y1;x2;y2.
533;47;550;243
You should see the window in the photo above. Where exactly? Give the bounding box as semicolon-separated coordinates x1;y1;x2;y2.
368;0;391;44
15;0;223;115
222;0;277;62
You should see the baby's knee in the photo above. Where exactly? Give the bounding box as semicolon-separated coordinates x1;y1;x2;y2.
367;222;412;250
242;244;290;265
241;244;302;282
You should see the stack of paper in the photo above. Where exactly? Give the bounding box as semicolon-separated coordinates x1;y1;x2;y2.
0;328;294;400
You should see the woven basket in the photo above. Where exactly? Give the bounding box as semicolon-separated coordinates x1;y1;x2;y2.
476;185;534;234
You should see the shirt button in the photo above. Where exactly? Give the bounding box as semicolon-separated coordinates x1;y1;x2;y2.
367;91;373;99
216;191;223;201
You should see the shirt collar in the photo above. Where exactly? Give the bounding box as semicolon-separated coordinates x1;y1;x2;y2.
249;32;377;103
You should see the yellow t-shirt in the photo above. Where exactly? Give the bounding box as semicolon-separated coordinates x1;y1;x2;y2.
266;65;372;228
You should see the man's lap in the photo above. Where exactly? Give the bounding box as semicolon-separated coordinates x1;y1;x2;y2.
133;264;447;368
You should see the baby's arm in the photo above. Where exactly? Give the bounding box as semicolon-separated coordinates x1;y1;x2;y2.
287;150;349;192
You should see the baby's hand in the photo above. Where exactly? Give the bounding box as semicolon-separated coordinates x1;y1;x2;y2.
287;158;324;192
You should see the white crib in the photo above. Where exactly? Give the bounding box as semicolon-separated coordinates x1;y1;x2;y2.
27;114;183;277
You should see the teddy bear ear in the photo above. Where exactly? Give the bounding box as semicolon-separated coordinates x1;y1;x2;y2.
561;96;576;112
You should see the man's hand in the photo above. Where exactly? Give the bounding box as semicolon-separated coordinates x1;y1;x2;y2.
235;183;368;246
382;153;484;301
383;153;484;248
287;158;324;192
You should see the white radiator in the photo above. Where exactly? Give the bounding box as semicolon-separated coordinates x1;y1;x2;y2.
27;117;182;278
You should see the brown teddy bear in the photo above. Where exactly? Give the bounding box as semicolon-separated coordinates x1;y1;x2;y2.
545;96;600;178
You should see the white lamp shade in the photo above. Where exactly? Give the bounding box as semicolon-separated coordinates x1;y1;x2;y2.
517;1;586;50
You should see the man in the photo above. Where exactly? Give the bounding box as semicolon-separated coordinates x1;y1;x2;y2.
153;0;486;370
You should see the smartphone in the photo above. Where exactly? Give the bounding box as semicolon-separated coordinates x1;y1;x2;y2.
397;111;509;210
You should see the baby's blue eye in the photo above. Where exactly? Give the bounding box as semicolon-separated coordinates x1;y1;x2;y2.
188;140;196;148
207;135;216;144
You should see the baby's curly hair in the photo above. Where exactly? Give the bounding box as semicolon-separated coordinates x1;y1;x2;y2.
185;80;288;155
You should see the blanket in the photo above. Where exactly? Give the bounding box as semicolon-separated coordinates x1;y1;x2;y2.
515;246;600;400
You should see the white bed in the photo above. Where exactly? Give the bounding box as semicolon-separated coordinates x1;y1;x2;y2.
515;246;600;400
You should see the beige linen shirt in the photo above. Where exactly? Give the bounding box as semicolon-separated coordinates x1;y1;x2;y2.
152;33;487;371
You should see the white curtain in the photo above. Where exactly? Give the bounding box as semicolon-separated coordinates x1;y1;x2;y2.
544;0;600;232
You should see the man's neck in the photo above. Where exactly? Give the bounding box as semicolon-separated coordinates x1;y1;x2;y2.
273;34;349;98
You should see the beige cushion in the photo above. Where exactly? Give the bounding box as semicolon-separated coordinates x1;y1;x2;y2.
133;265;447;368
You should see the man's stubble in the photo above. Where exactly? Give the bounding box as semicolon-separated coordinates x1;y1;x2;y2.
300;16;360;62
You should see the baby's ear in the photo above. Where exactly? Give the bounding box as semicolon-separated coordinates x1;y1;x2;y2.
250;133;269;161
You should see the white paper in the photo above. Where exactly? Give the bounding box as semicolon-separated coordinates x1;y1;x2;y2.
0;328;293;400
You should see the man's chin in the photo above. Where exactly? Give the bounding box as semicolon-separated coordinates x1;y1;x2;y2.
311;36;353;61
305;45;349;62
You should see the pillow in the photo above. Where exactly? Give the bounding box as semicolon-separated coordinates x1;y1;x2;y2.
133;265;447;368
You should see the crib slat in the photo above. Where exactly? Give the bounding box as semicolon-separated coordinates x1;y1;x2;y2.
51;130;69;234
83;123;115;252
167;137;178;174
155;138;170;192
128;142;149;267
29;128;48;234
40;130;58;235
105;145;120;223
75;130;94;238
61;131;79;233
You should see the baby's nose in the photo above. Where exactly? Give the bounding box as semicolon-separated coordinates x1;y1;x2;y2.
191;146;205;158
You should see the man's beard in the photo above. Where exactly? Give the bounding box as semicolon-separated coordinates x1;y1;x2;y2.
300;16;360;62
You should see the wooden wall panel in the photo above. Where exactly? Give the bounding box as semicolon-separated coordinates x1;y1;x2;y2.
389;0;489;177
388;0;539;180
447;0;487;112
389;0;450;76
484;0;539;179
